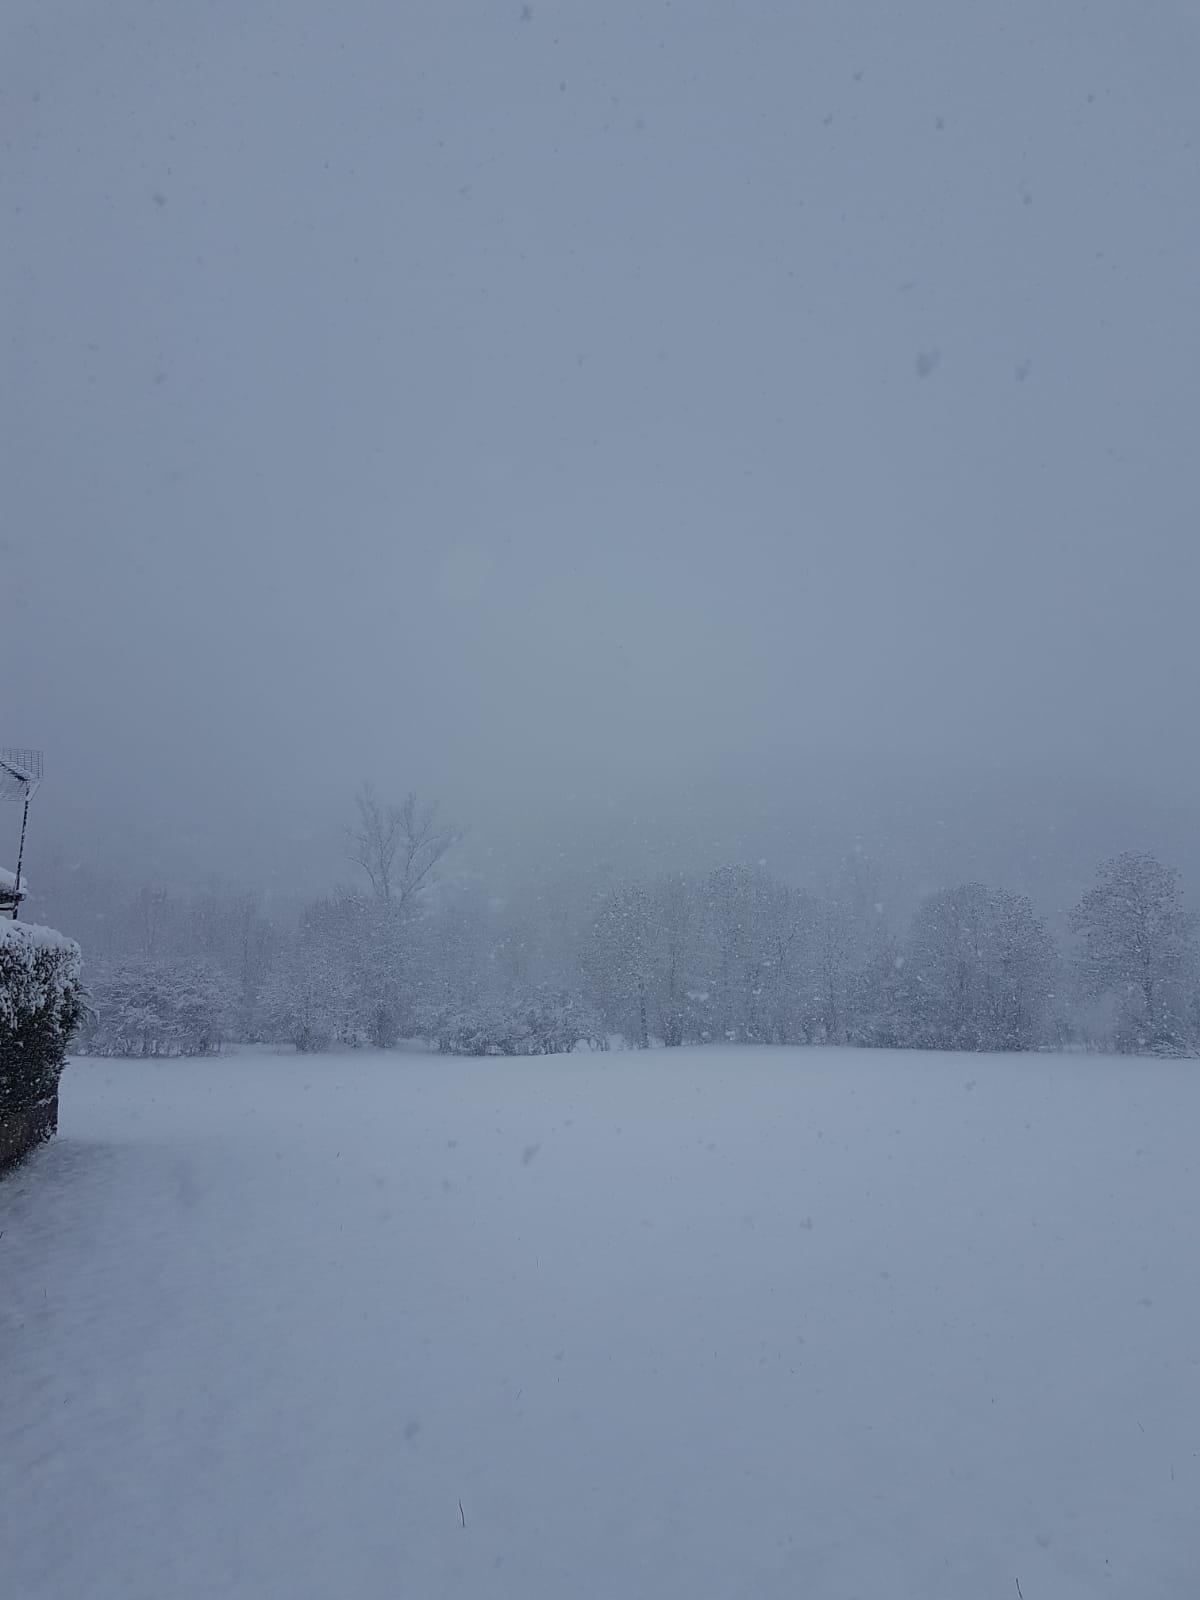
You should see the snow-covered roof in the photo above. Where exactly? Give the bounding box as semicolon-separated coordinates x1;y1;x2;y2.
0;866;27;893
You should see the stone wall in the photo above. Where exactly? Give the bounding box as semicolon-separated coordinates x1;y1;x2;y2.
0;1089;58;1174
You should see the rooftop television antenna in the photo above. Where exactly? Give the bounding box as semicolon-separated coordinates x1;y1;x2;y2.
0;749;43;920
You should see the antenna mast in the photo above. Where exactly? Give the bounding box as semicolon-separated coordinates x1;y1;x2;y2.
0;750;44;920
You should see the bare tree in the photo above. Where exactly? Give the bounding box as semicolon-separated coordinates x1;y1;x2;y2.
393;792;464;910
347;783;462;909
347;783;403;902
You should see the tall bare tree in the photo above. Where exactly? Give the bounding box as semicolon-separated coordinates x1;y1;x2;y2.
347;783;462;909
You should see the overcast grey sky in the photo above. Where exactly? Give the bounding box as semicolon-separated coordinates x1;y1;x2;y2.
4;1;1199;892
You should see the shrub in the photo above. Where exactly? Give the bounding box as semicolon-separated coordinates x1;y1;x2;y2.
431;989;606;1057
79;961;228;1058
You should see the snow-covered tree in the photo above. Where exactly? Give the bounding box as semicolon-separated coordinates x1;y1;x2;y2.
695;866;762;1043
903;883;1057;1051
647;873;696;1046
802;894;858;1045
187;889;281;1041
583;881;656;1047
846;931;909;1048
260;939;337;1053
82;961;230;1058
746;881;809;1044
1070;852;1197;1053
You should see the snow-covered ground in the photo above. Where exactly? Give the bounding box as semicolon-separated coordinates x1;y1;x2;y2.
2;1047;1198;1598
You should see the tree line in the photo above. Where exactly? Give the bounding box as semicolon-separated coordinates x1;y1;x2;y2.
63;786;1200;1059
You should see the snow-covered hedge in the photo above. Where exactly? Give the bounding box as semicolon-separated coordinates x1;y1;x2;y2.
0;922;84;1167
430;990;606;1057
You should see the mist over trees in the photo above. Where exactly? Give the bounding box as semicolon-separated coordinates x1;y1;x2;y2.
40;787;1200;1061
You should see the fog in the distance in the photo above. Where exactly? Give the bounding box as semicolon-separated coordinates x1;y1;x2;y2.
4;1;1199;912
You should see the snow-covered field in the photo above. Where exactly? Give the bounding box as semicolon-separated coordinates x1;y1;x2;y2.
2;1047;1198;1598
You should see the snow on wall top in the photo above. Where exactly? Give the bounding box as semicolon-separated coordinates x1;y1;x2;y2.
0;867;27;892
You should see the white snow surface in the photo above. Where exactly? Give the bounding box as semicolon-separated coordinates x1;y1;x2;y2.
2;1047;1198;1598
0;918;77;955
0;865;27;892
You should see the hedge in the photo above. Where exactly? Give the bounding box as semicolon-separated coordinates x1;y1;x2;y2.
0;922;84;1171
